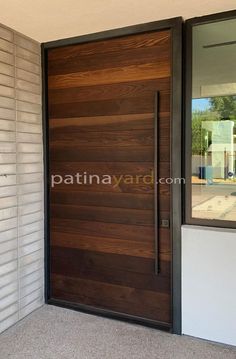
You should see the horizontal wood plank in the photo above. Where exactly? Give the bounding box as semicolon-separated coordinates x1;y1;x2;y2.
50;129;154;147
51;218;154;242
48;43;170;75
48;78;170;104
48;62;170;89
51;273;171;323
51;248;170;292
50;204;154;226
51;191;154;210
50;113;154;130
50;145;154;162
48;31;170;59
51;231;155;259
49;92;170;118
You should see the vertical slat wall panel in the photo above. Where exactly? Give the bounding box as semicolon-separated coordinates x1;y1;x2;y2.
0;23;43;333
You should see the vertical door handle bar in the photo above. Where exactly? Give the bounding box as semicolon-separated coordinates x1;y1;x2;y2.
154;92;160;275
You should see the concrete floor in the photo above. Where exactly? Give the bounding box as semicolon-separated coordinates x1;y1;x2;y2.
192;183;236;220
0;305;236;359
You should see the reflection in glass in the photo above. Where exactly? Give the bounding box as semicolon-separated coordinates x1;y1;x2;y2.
191;19;236;220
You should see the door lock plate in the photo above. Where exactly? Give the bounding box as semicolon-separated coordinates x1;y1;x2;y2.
160;219;170;228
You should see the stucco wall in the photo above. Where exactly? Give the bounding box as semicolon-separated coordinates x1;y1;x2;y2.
0;0;235;42
182;225;236;346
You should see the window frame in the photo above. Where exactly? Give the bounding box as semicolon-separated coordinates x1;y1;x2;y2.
185;10;236;228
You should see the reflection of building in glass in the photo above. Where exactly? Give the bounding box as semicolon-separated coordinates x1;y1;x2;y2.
202;120;235;179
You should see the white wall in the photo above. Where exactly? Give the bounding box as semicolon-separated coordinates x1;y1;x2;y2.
0;23;44;333
182;225;236;346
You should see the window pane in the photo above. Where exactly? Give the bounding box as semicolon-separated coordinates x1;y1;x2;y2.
191;19;236;221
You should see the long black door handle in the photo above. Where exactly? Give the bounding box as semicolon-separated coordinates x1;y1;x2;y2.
154;92;160;275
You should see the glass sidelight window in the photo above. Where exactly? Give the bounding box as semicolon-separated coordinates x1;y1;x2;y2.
186;15;236;224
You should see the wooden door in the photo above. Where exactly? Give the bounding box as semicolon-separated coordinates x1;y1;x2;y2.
47;29;172;328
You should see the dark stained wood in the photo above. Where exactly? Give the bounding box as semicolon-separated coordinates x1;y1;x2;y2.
51;188;170;211
51;204;154;226
51;232;155;259
50;227;170;261
51;247;170;292
48;43;170;75
51;247;171;276
51;218;155;242
49;92;170;118
48;78;170;105
50;146;154;162
50;129;154;147
48;62;170;89
51;191;154;210
48;30;170;59
51;180;154;194
50;162;170;195
50;113;154;131
50;144;169;162
48;29;172;326
51;274;171;323
50;161;170;177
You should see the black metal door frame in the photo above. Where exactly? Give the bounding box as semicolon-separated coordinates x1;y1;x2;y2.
184;10;236;229
41;16;183;334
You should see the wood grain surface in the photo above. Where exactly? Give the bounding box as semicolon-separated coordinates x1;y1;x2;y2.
48;29;172;325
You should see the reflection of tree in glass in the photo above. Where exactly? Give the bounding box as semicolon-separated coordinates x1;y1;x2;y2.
209;96;236;119
192;95;236;155
192;110;217;155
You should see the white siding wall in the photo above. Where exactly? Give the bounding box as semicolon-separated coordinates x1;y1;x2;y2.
0;23;44;333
